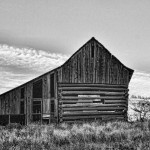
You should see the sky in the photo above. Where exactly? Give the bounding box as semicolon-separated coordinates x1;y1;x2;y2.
0;0;150;96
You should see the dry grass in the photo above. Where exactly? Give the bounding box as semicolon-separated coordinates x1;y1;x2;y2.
0;120;150;149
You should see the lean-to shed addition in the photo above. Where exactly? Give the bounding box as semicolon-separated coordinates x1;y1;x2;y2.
0;37;134;125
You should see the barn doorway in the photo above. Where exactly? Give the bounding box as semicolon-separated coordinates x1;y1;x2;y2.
32;79;43;122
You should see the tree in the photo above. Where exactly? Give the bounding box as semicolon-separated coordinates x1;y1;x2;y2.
129;100;150;122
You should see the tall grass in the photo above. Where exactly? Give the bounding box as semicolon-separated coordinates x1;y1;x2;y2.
0;120;150;149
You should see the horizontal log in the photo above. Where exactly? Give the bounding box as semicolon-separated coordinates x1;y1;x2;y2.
58;86;127;91
101;116;125;121
62;109;126;116
61;117;126;121
61;96;126;100
62;106;126;112
62;116;103;121
104;100;127;103
0;114;25;116
60;100;97;104
59;99;103;104
58;83;127;88
60;116;125;122
62;114;125;121
61;103;127;108
61;91;125;96
59;99;127;104
60;120;86;123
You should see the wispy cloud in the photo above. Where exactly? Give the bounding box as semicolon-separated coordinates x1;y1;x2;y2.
0;45;68;72
0;44;69;94
129;71;150;97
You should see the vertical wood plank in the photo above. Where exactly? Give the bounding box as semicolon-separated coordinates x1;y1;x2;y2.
82;47;85;83
5;94;8;114
96;44;99;83
55;71;59;122
16;89;20;114
88;44;91;83
90;42;94;83
0;97;1;115
93;41;96;83
2;96;4;114
0;97;2;115
85;45;88;83
54;71;58;119
99;46;103;83
26;83;32;124
46;73;50;123
24;86;27;124
102;49;106;84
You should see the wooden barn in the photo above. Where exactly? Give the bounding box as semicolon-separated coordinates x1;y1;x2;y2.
0;37;134;125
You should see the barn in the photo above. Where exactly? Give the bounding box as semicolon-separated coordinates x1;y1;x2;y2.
0;37;134;125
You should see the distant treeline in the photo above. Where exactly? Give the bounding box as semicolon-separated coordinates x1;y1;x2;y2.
130;95;150;100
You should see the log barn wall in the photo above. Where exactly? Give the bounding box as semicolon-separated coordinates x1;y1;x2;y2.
0;37;134;124
58;83;129;122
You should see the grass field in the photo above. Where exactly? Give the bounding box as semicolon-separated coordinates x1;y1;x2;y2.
0;120;150;150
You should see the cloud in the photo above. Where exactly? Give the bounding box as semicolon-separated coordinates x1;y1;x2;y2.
0;44;69;94
129;70;150;97
0;45;68;72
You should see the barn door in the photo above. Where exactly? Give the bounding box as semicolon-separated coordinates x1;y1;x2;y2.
58;83;128;123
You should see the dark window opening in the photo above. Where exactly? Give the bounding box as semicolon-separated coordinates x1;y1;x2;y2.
50;74;55;98
21;87;25;99
51;100;54;113
91;44;94;58
33;101;41;114
32;114;41;122
33;79;43;98
20;101;24;114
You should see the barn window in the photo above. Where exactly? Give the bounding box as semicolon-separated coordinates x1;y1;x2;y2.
33;101;41;113
21;87;25;99
51;100;54;113
20;101;24;114
91;44;94;58
50;74;55;98
33;79;43;98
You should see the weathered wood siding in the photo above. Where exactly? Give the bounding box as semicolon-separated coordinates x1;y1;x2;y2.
0;89;20;115
59;40;132;85
58;83;128;122
0;71;58;123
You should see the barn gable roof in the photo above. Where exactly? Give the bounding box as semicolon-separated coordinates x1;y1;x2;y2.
93;37;134;81
0;37;134;96
61;37;134;81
